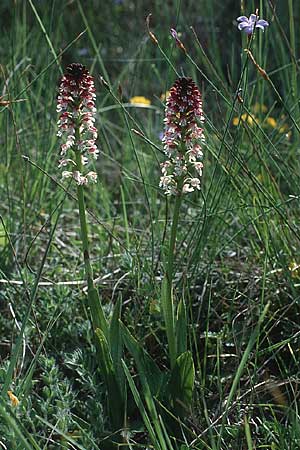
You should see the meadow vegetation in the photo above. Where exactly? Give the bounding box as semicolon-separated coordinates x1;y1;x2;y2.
1;1;300;449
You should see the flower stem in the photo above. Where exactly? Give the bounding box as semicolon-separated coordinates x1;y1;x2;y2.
163;188;182;369
167;193;182;294
75;149;108;336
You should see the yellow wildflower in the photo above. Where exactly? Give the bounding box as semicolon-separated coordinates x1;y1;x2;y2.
129;96;151;106
266;117;277;128
242;113;254;126
7;390;19;407
233;113;256;126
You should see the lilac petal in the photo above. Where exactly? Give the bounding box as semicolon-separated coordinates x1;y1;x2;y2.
240;25;253;34
236;16;249;22
238;23;254;34
170;28;179;39
238;22;249;30
256;19;269;27
255;24;265;31
249;13;259;24
243;26;254;35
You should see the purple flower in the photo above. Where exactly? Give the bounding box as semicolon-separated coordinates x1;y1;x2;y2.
237;14;269;35
170;28;186;52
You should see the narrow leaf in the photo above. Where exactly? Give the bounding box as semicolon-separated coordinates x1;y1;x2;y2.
109;295;124;393
95;328;123;429
161;276;177;368
122;360;159;448
120;321;163;397
176;299;187;356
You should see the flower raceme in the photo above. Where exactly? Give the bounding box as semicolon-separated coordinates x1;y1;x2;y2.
160;77;205;195
57;63;98;185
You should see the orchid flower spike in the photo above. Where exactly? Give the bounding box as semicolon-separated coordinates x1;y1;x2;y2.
57;63;98;185
160;77;205;196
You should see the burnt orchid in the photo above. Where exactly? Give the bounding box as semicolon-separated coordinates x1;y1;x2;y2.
160;77;204;195
237;14;269;35
57;63;98;184
159;77;205;369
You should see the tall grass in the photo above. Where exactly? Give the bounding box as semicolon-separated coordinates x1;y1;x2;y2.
1;0;300;449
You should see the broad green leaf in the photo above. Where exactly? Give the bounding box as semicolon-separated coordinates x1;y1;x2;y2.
120;321;164;397
168;351;195;417
87;287;109;339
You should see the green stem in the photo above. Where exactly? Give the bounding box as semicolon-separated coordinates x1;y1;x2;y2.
75;152;94;288
74;148;108;337
166;193;182;293
163;187;182;369
288;0;300;143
